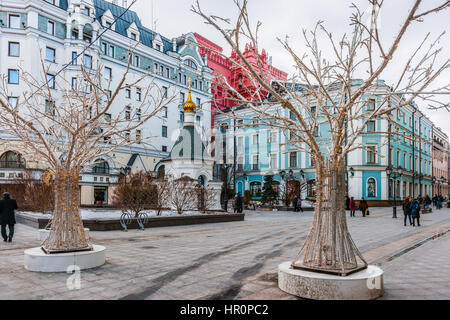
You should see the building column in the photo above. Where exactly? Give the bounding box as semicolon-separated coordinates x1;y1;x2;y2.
66;22;71;39
78;24;84;40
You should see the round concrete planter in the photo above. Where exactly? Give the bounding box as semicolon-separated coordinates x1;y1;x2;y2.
278;261;384;300
38;228;90;241
24;245;106;272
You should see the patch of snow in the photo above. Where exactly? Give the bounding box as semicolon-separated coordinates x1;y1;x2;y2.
19;209;227;220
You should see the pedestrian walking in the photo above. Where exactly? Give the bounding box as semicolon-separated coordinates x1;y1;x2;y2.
293;196;298;212
349;196;356;217
425;194;431;209
0;192;18;243
402;195;412;226
236;193;243;213
438;194;443;210
359;197;368;217
233;194;238;213
297;197;303;213
410;198;421;227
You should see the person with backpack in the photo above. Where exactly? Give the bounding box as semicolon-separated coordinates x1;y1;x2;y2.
349;196;356;217
402;196;412;226
410;198;421;227
359;197;368;217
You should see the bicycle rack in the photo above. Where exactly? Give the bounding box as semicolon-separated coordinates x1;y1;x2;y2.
136;212;149;230
120;212;132;231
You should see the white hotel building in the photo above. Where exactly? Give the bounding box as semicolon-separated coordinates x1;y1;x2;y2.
0;0;214;205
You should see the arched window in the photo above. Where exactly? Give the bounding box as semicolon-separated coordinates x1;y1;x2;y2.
157;165;165;178
184;59;197;70
92;161;109;174
367;178;376;197
0;151;25;169
250;181;262;196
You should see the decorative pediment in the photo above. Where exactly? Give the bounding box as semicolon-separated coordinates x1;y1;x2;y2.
177;33;205;69
153;32;163;51
101;9;115;29
127;22;140;40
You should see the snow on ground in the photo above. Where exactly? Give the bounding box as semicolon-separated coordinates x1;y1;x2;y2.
19;209;225;220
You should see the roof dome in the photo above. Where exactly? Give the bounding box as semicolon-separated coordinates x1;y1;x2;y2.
183;77;196;113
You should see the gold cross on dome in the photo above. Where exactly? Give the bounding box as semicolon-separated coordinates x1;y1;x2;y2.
188;77;192;90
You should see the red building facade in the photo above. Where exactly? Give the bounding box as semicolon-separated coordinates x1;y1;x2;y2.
194;33;288;126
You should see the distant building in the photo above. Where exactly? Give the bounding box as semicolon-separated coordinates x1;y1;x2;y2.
0;0;214;205
215;79;438;206
194;33;288;126
432;126;449;196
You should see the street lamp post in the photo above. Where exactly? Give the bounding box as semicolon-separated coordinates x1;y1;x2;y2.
432;176;436;197
386;165;403;218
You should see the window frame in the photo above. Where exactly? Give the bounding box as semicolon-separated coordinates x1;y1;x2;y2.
8;42;20;57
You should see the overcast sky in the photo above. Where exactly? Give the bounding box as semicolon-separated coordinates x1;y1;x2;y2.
130;0;449;138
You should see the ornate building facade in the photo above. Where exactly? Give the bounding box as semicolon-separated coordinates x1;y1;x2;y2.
215;80;441;206
0;0;214;205
432;126;449;196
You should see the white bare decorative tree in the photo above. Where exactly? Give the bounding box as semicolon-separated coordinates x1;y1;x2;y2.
193;0;449;275
0;50;175;253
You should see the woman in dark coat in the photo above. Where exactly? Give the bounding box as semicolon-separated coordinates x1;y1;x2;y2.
359;197;368;217
0;192;18;242
349;197;356;217
402;196;412;226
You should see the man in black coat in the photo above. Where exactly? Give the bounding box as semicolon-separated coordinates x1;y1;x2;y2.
236;194;243;213
0;192;18;242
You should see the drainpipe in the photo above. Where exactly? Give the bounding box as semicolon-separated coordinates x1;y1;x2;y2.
419;113;423;197
412;107;416;198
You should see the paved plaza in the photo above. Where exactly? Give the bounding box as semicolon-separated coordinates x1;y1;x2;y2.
0;207;449;300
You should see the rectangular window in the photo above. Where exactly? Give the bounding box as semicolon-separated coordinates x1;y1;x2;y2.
46;47;56;62
126;88;131;99
367;99;375;111
180;92;185;104
180;111;184;122
162;146;167;152
45;100;55;115
106;21;112;29
162;86;168;98
8;42;20;57
252;155;259;170
270;153;277;169
313;126;319;137
160;65;164;75
270;131;277;143
156;44;161;51
134;55;140;67
125;106;131;120
238;156;244;171
367;120;376;132
125;131;130;142
83;7;90;16
71;77;77;90
196;98;201;108
8;97;18;108
165;68;170;78
131;33;136;40
105;67;112;80
108;46;115;58
136;130;141;144
136;88;142;101
237;136;244;148
367;146;376;164
47;21;55;35
162;106;168;118
101;43;107;55
136;109;141;121
162;126;168;138
196;115;201;125
8;69;19;84
154;63;159;73
71;51;77;65
183;75;187;85
289;152;297;168
252;134;259;145
8;15;20;29
84;55;92;69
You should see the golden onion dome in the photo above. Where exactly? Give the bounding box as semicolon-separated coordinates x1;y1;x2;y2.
183;77;196;113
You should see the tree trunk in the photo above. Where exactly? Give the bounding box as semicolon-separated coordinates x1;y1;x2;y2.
42;166;90;253
292;159;367;276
